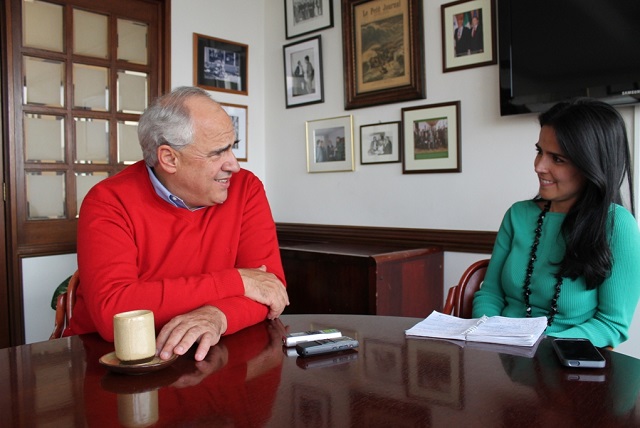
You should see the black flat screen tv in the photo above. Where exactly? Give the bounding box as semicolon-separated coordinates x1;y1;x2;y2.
498;0;640;116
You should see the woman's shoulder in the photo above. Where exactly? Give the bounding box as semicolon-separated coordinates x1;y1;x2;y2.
507;199;541;216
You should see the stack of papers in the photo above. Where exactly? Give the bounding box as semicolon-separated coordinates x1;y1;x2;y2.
405;311;547;347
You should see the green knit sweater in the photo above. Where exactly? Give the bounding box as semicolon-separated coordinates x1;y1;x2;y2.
473;200;640;348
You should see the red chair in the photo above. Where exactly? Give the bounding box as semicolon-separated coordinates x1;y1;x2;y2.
50;270;79;339
442;259;490;318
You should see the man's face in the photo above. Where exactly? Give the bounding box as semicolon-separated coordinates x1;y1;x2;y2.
169;97;240;208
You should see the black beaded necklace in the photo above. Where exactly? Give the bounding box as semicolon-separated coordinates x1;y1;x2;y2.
523;201;563;326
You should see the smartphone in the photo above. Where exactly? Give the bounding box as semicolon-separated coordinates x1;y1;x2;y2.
552;338;606;369
283;329;342;347
296;336;359;357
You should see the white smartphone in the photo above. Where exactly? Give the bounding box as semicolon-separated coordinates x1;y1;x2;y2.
283;328;341;347
296;336;359;357
552;338;606;369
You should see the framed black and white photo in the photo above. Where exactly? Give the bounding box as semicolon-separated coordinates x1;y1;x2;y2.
401;101;461;173
285;0;334;40
220;103;248;162
193;33;248;95
283;36;324;108
306;115;354;173
441;0;496;73
360;121;401;165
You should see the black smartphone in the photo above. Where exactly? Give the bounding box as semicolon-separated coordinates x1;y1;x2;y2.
295;336;359;357
552;338;606;369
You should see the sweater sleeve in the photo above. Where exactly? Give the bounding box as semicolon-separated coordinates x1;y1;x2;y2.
472;206;514;318
548;207;640;348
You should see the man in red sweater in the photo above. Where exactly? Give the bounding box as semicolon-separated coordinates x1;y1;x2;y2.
67;86;289;361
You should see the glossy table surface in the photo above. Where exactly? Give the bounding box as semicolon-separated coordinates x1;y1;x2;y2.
1;314;640;427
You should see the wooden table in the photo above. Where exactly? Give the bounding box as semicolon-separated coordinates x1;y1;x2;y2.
1;314;639;427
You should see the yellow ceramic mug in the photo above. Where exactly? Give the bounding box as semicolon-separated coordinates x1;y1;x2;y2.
113;310;156;364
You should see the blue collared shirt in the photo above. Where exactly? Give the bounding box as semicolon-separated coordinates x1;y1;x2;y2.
146;165;204;211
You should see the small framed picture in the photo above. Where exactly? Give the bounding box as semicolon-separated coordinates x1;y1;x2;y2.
193;33;248;95
401;101;461;174
283;36;324;108
284;0;334;40
360;121;401;165
441;0;496;73
220;103;248;162
306;115;354;173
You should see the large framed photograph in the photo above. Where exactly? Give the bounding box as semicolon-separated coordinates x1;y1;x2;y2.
220;103;248;162
285;0;334;40
342;0;425;110
193;33;248;95
283;36;324;108
360;121;401;165
401;101;461;174
441;0;496;73
306;115;354;173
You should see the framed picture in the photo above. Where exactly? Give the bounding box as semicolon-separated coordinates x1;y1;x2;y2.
284;0;334;40
283;36;324;108
441;0;496;73
342;0;425;110
401;101;461;174
360;121;401;165
306;115;354;173
193;33;248;95
220;103;248;162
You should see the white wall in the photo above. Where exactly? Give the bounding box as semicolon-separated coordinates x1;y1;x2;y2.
21;0;640;359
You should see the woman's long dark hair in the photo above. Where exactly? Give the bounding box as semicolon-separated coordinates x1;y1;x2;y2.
538;98;635;289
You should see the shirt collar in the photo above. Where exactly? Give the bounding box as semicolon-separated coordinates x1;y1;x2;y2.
146;164;204;211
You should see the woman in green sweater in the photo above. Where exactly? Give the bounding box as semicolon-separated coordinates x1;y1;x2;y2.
473;98;640;348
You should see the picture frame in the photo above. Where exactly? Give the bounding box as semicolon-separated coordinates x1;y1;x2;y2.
220;103;248;162
360;121;401;165
193;33;248;95
342;0;425;110
306;115;354;173
441;0;496;73
284;0;334;40
283;36;324;108
401;101;461;174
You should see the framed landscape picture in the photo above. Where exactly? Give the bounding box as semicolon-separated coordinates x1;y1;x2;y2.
360;121;401;165
285;0;334;39
401;101;461;174
193;33;248;95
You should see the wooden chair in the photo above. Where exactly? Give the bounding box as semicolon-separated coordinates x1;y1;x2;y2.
50;270;79;339
443;259;490;318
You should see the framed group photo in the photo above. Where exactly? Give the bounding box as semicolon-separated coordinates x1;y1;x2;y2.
441;0;496;72
306;115;354;173
342;0;425;109
284;0;334;40
283;36;324;108
193;33;248;95
360;121;401;165
220;103;248;162
401;101;461;174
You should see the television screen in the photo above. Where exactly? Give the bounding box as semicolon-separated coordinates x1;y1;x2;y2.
498;0;640;116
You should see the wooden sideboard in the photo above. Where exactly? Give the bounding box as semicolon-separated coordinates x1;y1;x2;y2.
280;242;443;317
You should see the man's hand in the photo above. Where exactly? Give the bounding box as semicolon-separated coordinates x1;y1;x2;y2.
238;265;289;319
156;305;227;362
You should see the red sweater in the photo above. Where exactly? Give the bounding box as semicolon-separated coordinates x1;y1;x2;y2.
67;161;285;341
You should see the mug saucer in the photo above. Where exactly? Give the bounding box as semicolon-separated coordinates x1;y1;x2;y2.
99;351;179;375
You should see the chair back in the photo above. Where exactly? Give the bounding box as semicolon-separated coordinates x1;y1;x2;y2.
50;270;79;339
443;259;490;318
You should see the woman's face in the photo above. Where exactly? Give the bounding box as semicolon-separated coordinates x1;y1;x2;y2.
534;125;587;213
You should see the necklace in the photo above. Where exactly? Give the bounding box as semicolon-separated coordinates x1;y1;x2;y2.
523;201;563;326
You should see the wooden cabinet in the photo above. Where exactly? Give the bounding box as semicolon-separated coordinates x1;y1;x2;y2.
280;243;443;317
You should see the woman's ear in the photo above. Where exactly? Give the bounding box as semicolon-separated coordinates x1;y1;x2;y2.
156;145;178;173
